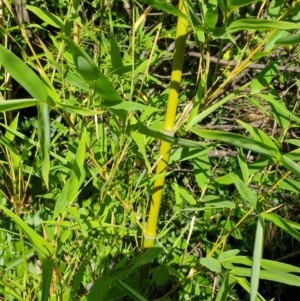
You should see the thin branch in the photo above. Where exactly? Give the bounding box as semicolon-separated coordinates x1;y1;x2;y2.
188;52;300;73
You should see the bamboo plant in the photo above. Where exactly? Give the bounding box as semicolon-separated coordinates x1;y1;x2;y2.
143;0;188;248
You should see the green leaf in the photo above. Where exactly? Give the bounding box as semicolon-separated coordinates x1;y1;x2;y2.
54;129;88;217
278;178;300;193
281;155;300;178
71;261;87;297
57;102;103;116
260;93;291;130
188;92;235;128
228;19;300;33
250;217;265;301
115;279;148;301
228;174;257;207
204;8;218;28
37;103;51;189
202;195;236;209
26;5;64;28
221;255;300;273
250;61;278;93
275;33;300;46
237;148;249;183
0;99;39;111
0;204;54;258
110;34;123;71
152;266;169;286
0;45;47;101
215;274;237;301
231;267;300;286
237;120;279;154
137;0;187;19
41;258;54;301
229;0;262;8
190;128;280;160
62;37;122;102
132;247;162;269
101;100;157;112
260;212;300;242
4;114;18;142
261;258;300;274
200;257;222;273
87;276;113;301
218;249;241;261
193;150;211;192
178;186;197;205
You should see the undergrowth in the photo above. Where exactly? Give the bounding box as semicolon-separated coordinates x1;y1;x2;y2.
0;0;300;300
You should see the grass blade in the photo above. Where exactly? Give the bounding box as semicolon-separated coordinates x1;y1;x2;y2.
0;204;54;258
41;258;54;301
0;45;47;101
250;216;265;301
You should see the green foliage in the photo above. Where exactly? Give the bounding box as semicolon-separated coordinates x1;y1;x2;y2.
0;0;299;300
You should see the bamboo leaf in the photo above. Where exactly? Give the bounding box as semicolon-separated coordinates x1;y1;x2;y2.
200;257;222;273
229;0;263;8
62;37;122;102
237;120;279;153
221;255;300;273
0;204;54;258
260;212;300;242
132;247;162;269
115;279;148;301
37;103;51;189
54;129;87;217
137;0;187;19
193;150;211;191
0;99;39;111
0;45;47;101
260;93;291;130
281;155;300;178
26;5;64;28
231;267;300;286
250;217;265;301
228;19;300;33
275;33;300;46
233;176;258;208
215;274;237;301
87;276;113;301
190;128;280;160
41;258;54;301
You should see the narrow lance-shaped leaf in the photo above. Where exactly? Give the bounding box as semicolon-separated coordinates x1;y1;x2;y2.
228;19;300;33
37;103;51;189
0;99;39;111
0;204;54;258
41;258;54;301
0;45;47;101
62;37;122;102
275;33;300;46
231;267;300;287
190;128;280;160
54;129;88;217
26;5;64;28
260;212;300;242
250;217;265;301
137;0;187;19
229;0;262;8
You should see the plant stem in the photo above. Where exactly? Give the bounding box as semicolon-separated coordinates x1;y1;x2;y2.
143;0;188;248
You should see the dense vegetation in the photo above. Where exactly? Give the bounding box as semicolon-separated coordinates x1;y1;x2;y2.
1;0;300;300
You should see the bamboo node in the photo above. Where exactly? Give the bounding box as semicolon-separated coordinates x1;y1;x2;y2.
144;234;156;240
162;129;175;137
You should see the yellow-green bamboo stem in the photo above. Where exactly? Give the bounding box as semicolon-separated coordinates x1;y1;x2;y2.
143;1;188;248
